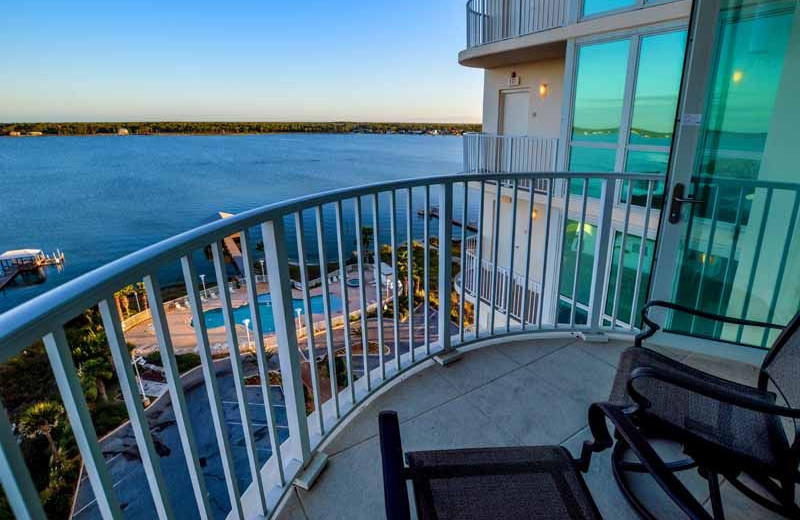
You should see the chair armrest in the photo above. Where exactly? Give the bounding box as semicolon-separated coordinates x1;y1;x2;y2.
583;402;713;520
635;300;784;346
628;366;800;419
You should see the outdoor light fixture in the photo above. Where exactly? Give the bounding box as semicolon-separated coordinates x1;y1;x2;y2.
732;70;743;84
539;82;549;98
531;209;538;219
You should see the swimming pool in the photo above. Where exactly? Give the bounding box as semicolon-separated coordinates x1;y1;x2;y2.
199;292;342;332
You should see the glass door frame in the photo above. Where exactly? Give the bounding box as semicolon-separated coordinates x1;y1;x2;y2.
647;0;768;364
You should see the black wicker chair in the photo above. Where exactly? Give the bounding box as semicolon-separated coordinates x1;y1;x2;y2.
608;300;800;519
378;408;714;519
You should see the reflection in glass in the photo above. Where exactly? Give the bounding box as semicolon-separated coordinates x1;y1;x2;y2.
629;30;687;146
571;40;630;144
569;147;615;198
604;232;654;327
697;3;795;179
558;220;598;324
583;0;636;17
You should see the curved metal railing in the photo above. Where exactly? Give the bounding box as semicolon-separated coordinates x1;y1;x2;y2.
0;171;662;519
466;0;568;49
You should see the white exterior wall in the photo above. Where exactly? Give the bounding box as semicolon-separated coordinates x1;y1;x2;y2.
481;59;565;138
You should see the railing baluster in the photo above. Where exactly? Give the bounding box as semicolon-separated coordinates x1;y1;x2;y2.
372;194;386;380
629;181;654;330
43;327;124;520
438;183;454;353
0;397;48;520
737;188;774;342
505;179;519;332
689;186;720;333
569;179;589;327
315;206;340;418
390;190;401;372
334;200;356;404
458;182;468;342
489;182;502;334
538;177;554;328
144;274;213;519
180;256;249;513
238;230;286;486
354;197;371;390
554;180;572;327
406;188;415;362
295;212;324;434
474;181;486;336
424;185;431;352
98;298;176;520
712;186;745;337
262;218;312;465
211;241;268;515
610;180;634;329
761;190;799;346
521;177;535;329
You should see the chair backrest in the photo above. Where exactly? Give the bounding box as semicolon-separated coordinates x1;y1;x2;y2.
379;411;412;520
760;311;800;409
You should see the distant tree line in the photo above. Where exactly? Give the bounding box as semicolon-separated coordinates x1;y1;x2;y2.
0;121;481;136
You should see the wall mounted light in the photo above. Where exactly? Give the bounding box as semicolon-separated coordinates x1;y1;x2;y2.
531;209;538;219
539;82;549;98
732;70;743;84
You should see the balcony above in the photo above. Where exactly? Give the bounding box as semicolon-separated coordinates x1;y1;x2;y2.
460;0;691;68
274;336;778;520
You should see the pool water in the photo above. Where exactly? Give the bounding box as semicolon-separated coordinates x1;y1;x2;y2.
199;292;342;332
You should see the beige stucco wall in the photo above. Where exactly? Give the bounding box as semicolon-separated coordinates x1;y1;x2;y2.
481;58;565;138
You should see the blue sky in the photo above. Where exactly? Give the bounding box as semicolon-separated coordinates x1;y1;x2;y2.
0;1;483;122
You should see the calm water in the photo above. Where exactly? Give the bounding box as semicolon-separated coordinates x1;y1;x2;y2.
199;293;342;332
0;134;465;314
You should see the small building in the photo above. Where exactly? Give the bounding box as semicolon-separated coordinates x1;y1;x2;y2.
0;249;45;273
27;131;43;136
8;131;21;137
118;128;130;136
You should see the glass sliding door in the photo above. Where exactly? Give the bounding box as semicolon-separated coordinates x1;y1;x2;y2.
560;25;687;326
652;0;800;351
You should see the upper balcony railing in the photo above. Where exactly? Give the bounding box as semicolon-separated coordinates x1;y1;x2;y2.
464;133;558;192
466;0;568;48
0;171;661;520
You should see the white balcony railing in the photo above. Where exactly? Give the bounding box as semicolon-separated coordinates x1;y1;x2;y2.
464;133;558;193
460;235;542;324
466;0;568;48
0;171;662;520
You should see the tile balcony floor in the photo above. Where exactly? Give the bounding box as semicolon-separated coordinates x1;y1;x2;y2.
273;337;791;520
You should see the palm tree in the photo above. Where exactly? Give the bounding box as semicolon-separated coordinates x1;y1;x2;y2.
360;226;373;262
18;401;65;462
79;357;114;403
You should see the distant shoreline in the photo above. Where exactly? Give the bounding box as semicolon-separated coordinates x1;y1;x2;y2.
1;121;482;137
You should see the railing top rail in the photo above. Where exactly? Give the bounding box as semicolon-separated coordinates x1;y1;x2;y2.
0;170;659;357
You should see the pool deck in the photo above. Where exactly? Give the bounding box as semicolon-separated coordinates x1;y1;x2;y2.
125;270;379;356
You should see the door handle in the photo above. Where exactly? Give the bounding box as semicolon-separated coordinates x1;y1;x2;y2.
668;182;705;224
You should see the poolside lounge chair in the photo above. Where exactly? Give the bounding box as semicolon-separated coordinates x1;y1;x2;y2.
378;408;712;519
607;301;800;519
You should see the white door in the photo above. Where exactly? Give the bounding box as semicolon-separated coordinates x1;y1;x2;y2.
500;90;529;136
499;90;529;172
649;0;800;360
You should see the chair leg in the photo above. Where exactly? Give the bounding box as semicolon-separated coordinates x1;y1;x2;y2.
611;439;660;520
725;473;800;519
705;470;725;520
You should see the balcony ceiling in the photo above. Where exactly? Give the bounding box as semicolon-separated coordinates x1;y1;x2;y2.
274;337;783;519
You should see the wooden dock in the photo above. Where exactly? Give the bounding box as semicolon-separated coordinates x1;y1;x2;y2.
417;207;479;232
0;249;65;291
0;266;21;291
